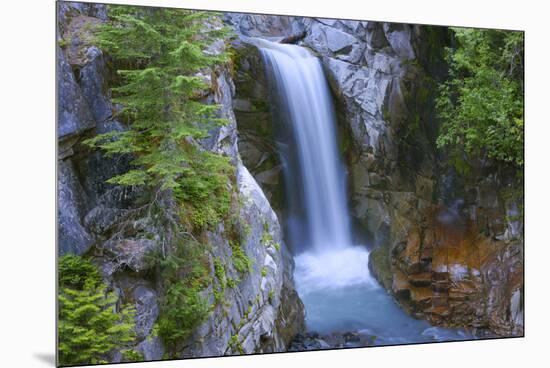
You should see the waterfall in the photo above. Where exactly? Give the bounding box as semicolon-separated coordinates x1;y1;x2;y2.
249;39;474;343
251;38;377;295
254;38;352;253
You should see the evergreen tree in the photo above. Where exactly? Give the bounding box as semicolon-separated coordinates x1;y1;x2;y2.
58;255;136;366
84;6;234;228
436;29;524;170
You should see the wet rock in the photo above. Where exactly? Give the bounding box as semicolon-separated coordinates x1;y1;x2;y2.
383;23;415;60
366;22;390;50
289;331;375;351
377;204;523;336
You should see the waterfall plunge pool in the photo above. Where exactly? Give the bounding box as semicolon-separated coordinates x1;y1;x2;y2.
294;246;474;346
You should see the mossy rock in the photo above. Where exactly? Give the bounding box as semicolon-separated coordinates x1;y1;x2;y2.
368;244;392;290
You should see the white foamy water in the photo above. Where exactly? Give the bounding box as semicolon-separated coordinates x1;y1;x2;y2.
294;247;378;293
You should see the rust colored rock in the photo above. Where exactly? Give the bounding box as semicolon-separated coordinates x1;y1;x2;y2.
410;286;433;306
426;306;451;318
408;272;432;287
381;203;523;337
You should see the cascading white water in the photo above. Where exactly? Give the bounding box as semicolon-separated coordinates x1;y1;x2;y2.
255;38;352;252
253;38;377;295
254;38;472;343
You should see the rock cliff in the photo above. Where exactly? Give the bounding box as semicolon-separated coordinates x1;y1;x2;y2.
226;13;523;337
57;6;523;364
57;3;304;361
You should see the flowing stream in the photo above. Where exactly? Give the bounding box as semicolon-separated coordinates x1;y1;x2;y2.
254;39;472;345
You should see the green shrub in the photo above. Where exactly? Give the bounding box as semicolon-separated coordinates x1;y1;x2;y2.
157;281;210;352
121;349;144;362
436;29;524;169
58;255;136;366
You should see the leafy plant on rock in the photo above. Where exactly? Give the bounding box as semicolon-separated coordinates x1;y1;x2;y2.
58;254;136;366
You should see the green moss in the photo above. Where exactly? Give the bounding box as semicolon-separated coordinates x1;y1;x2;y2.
213;259;228;305
229;334;244;354
230;240;253;274
245;304;253;319
214;259;227;289
241;221;252;238
261;267;268;277
382;106;391;122
156;239;212;356
227;278;239;289
369;244;392;290
58;38;70;48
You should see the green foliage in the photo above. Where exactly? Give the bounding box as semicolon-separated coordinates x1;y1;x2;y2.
261;267;268;278
229;334;244;354
58;255;136;366
261;230;274;246
156;239;211;355
121;349;144;362
176;150;234;231
230;240;253;274
58;38;69;48
436;28;524;169
213;258;227;304
227;277;239;289
261;224;281;251
84;5;234;225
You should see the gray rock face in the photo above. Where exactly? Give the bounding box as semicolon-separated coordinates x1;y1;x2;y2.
58;3;305;361
137;336;164;361
132;285;160;339
307;22;358;54
182;67;304;357
58;159;93;255
224;13;303;39
57;46;95;142
102;238;158;273
79;46;112;124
